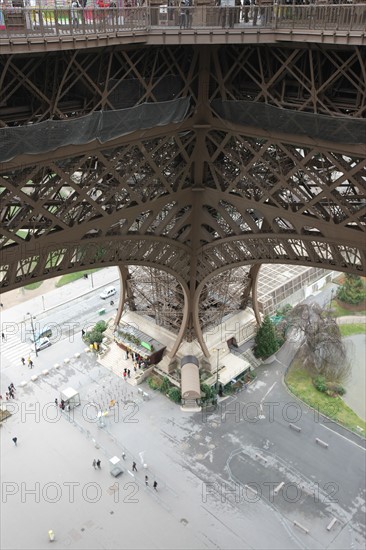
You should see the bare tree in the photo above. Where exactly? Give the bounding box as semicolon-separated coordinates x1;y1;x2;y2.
280;303;350;383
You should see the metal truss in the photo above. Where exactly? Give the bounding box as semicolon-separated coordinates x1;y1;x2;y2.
1;43;365;355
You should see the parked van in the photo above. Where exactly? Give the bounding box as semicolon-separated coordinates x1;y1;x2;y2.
100;286;117;300
30;326;53;343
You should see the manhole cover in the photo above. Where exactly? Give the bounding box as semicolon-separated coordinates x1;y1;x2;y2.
180;518;188;526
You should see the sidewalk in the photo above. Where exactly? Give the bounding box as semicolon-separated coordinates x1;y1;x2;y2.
0;267;120;323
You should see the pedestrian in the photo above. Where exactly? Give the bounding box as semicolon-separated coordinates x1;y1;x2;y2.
12;437;17;446
127;369;131;378
5;392;9;401
121;452;126;460
123;371;127;381
21;357;25;365
71;0;80;27
145;475;148;486
96;459;101;469
29;360;34;369
153;481;158;491
55;398;58;407
10;383;15;390
92;459;97;469
132;461;137;472
2;332;5;341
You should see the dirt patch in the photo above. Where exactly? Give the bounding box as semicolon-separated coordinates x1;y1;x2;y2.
0;276;62;310
335;298;366;312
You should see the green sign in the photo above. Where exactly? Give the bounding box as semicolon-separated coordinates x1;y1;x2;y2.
141;341;152;351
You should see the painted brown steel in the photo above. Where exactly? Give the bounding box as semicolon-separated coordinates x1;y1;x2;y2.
0;39;365;352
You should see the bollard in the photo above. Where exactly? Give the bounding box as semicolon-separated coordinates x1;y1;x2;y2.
315;438;329;448
289;423;301;432
54;363;61;369
326;518;337;531
244;484;258;495
255;453;267;462
293;520;309;534
19;381;27;387
31;375;38;381
64;358;70;364
74;352;80;358
42;369;49;375
274;482;285;495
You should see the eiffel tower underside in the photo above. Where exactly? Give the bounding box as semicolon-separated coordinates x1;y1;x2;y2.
1;43;365;354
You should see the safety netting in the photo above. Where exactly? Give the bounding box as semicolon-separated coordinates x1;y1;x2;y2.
0;97;190;163
211;100;366;145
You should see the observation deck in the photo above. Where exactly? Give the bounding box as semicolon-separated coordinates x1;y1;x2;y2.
1;4;366;53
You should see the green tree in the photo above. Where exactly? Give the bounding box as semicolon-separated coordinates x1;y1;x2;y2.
85;329;104;345
253;315;280;359
167;387;181;403
94;320;107;333
160;377;171;394
337;274;366;305
200;383;215;401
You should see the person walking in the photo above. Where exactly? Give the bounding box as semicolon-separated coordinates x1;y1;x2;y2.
121;452;126;460
123;371;127;381
12;437;18;446
132;461;137;472
55;398;58;407
127;369;131;378
2;332;5;341
29;359;34;369
92;459;97;469
145;475;148;486
96;459;101;469
21;357;25;365
153;481;158;491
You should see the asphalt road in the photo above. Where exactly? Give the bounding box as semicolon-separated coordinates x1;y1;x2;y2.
0;279;365;549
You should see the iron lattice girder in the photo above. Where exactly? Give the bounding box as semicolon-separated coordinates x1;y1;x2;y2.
1;44;366;126
0;42;366;347
1;131;365;254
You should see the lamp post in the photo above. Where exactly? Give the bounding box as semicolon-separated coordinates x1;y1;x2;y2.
26;312;38;357
214;347;225;394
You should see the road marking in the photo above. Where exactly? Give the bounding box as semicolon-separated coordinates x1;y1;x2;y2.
319;423;366;451
260;382;277;403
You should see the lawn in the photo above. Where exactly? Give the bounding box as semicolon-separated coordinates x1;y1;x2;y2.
339;323;366;337
24;281;43;291
55;269;101;288
285;362;366;437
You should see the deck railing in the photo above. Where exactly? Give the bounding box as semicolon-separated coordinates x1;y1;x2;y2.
0;5;365;38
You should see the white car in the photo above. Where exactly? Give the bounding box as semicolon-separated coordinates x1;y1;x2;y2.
100;286;117;300
34;337;52;352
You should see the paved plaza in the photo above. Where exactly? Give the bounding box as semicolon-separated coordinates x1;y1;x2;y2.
0;276;365;549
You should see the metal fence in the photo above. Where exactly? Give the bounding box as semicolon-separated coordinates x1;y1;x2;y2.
0;5;365;37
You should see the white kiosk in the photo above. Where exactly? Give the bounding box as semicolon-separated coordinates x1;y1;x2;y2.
60;387;81;410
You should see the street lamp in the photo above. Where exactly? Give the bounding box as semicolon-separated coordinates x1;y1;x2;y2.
214;347;225;394
26;312;38;357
